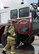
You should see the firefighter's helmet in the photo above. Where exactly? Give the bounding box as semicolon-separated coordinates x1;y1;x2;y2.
12;19;17;24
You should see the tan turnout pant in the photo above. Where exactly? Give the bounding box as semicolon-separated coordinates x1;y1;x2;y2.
3;36;15;52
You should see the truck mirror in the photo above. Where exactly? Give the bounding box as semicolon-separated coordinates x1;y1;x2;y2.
32;11;37;19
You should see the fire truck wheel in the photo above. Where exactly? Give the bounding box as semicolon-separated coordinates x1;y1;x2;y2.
28;36;34;44
1;34;7;47
24;35;34;45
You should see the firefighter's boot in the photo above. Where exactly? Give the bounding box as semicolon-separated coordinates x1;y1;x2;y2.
2;50;6;54
10;52;16;54
2;48;6;54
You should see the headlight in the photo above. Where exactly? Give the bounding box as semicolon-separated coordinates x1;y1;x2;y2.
37;7;39;10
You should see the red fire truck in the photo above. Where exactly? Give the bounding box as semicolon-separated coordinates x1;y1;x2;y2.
1;0;39;47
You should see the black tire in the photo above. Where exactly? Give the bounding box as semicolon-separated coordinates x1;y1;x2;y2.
1;34;7;47
37;34;39;36
24;35;34;44
28;36;34;44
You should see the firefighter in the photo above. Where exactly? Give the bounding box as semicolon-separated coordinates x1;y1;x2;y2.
2;23;16;54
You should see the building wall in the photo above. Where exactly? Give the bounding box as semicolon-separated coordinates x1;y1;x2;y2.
0;13;1;24
1;11;10;24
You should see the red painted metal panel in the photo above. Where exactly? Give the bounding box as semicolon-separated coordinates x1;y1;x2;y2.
16;18;32;35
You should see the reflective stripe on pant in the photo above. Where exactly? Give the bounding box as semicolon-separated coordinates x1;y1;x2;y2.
3;36;15;52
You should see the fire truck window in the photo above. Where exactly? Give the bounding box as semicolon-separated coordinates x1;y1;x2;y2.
19;7;29;17
10;9;18;19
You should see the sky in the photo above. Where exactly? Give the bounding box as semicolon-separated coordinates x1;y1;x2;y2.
25;0;38;3
0;0;38;4
0;0;38;6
